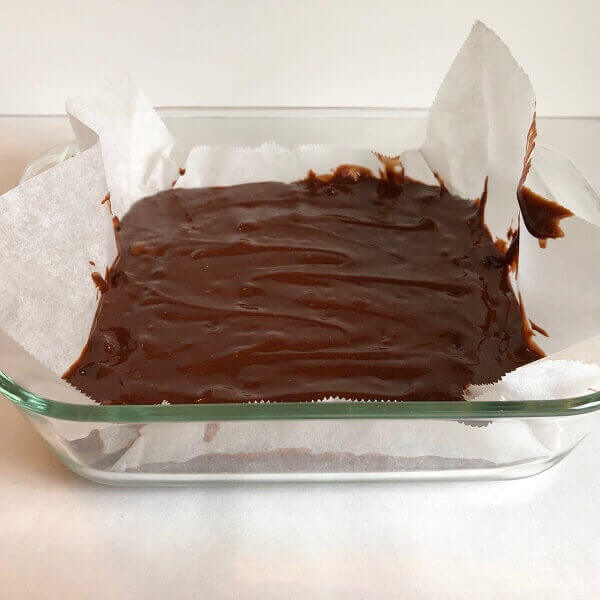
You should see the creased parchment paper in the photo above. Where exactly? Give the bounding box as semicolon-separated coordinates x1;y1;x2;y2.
1;22;599;472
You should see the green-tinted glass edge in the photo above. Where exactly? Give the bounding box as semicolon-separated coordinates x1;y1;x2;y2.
2;371;600;422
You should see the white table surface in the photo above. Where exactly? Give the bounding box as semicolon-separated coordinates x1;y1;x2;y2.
0;116;599;599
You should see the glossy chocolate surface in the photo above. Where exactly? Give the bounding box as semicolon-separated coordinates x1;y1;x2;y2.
65;169;541;404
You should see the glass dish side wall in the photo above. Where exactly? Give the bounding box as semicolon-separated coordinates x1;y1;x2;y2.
23;409;600;484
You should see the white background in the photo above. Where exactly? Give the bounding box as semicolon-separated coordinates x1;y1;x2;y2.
2;2;600;598
1;0;599;116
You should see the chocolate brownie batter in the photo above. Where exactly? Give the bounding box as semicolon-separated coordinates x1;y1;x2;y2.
65;167;542;404
518;185;573;248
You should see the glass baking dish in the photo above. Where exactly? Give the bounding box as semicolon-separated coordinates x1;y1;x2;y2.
2;107;600;485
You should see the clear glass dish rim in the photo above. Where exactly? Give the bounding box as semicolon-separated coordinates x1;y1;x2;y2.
3;106;600;423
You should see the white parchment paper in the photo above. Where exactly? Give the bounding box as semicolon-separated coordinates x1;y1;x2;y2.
1;22;599;469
